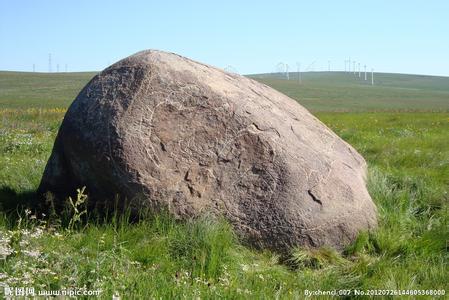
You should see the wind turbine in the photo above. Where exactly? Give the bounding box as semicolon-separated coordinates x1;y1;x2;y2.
297;62;301;84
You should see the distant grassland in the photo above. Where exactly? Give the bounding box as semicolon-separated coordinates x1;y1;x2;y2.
250;72;449;112
0;71;448;297
1;70;449;111
0;71;96;108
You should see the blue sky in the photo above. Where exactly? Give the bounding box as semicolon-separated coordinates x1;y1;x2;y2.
1;0;448;75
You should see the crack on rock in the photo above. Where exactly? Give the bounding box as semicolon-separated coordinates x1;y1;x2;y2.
184;170;191;182
187;184;194;195
307;189;323;206
187;184;201;197
343;162;354;170
251;122;281;138
252;122;263;131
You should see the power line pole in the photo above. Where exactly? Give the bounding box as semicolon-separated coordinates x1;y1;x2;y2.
371;68;374;85
353;61;356;75
364;65;367;80
358;63;361;78
48;53;52;73
348;57;351;73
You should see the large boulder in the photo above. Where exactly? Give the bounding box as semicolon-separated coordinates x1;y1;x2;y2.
38;50;377;252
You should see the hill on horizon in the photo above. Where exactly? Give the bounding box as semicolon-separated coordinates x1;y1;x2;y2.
1;70;448;111
249;71;449;111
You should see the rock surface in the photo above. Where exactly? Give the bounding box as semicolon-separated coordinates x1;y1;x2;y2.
38;50;377;252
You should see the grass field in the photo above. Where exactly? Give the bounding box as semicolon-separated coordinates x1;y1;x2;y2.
0;71;448;298
0;71;96;109
2;70;449;112
250;72;449;112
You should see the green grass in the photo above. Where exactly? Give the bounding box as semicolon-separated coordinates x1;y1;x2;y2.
2;70;449;112
250;72;449;112
1;110;447;298
0;71;448;298
0;71;96;109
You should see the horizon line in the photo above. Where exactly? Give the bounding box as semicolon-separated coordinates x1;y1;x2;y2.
1;69;448;78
